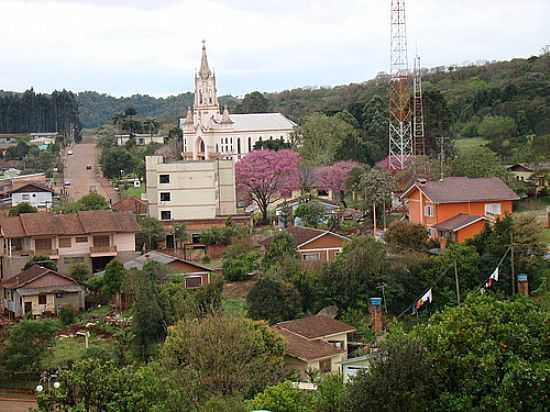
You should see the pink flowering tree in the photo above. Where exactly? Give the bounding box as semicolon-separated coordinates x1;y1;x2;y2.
236;150;300;224
314;161;360;204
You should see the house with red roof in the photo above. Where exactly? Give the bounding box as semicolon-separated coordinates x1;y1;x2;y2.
0;265;85;319
402;177;519;246
0;210;139;277
273;315;356;380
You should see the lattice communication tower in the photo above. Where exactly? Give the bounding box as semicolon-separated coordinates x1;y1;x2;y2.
388;0;412;170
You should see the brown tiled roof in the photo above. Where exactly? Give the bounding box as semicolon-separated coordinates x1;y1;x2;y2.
273;327;343;361
405;177;519;203
112;197;147;214
287;226;326;246
0;211;139;238
433;214;486;232
275;315;356;340
9;182;54;194
0;265;77;289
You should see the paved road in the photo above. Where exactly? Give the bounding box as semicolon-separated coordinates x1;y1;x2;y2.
63;136;119;203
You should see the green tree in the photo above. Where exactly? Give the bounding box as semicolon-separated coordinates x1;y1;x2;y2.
137;215;164;251
247;277;302;324
298;112;357;165
101;147;136;179
102;260;127;299
223;242;259;281
8;202;37;216
450;146;509;179
173;223;188;254
414;295;550;411
23;256;57;271
132;267;166;360
247;381;313;412
478;115;517;140
235;91;271;113
294;202;326;228
361;95;388;162
2;320;59;370
346;335;441;412
384;221;429;252
161;314;286;399
78;192;109;210
69;262;90;283
263;232;298;269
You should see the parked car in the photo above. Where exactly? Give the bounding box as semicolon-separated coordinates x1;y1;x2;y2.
64;180;71;187
67;150;73;155
86;164;92;170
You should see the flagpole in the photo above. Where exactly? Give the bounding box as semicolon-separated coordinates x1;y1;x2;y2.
510;231;515;296
454;260;461;304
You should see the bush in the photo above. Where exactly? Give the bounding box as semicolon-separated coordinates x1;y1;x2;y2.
384;221;429;252
247;277;302;324
58;306;77;325
199;226;242;245
223;243;259;281
294;202;326;228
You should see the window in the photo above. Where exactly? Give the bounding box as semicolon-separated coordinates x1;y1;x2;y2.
319;358;332;373
159;175;170;184
75;236;88;243
237;138;241;154
424;205;434;217
191;233;201;244
35;238;52;250
161;210;172;221
160;192;171;202
22;194;30;200
302;253;321;262
38;295;46;305
59;237;72;248
317;190;329;197
485;203;501;216
93;235;110;247
185;276;202;289
248;137;252;151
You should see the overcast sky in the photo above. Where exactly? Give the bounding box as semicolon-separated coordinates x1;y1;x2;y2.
0;0;548;97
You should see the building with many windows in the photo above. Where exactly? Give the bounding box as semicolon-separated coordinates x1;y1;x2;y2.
179;42;296;160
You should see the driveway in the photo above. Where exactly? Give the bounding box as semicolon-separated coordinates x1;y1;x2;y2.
63;136;119;203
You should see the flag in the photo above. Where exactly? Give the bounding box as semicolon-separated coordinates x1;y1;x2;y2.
415;289;433;310
484;267;499;289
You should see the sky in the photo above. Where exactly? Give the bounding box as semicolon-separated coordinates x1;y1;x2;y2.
0;0;548;97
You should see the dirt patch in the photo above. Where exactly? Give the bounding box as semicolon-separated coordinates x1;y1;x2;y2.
223;277;258;300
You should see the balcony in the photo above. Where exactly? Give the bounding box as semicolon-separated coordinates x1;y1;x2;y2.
90;245;117;257
34;249;59;258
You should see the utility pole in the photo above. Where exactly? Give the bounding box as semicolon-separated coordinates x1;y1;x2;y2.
510;231;515;295
454;260;461;304
373;201;377;235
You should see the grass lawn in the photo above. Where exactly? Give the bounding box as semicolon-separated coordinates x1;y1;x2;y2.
222;298;248;317
42;335;113;370
454;137;489;153
543;229;550;245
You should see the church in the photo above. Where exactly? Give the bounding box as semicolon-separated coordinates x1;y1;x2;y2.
179;42;296;160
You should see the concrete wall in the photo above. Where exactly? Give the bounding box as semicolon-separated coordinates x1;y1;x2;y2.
146;156;237;221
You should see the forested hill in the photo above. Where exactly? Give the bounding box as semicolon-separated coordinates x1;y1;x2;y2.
76;53;550;134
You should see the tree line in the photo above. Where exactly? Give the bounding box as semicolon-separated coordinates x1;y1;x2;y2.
0;89;80;139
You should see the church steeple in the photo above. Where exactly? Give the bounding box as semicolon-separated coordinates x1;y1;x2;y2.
194;40;220;117
199;40;212;80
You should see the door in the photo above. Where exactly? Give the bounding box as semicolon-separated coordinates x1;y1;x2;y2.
24;301;32;315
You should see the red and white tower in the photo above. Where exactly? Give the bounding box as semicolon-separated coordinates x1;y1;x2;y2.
413;55;425;156
388;0;412;170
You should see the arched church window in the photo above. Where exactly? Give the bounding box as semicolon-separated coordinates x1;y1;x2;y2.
248;137;252;152
199;90;203;104
237;138;241;154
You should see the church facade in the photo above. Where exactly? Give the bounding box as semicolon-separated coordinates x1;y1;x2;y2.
179;42;296;160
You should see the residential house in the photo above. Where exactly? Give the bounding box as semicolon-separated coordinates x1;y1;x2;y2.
506;163;550;194
273;315;356;380
9;182;55;209
340;354;377;383
402;177;519;246
0;265;85;319
0;210;139;278
273;198;340;228
29;132;58;146
122;250;213;288
112;197;148;215
0;173;48;207
281;226;350;265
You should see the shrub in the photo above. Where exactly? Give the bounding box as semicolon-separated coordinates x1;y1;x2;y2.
58;306;77;325
223;243;259;281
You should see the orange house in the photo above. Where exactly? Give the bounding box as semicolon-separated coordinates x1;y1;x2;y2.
402;177;519;245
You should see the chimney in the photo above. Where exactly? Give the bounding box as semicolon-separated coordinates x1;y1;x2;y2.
368;297;384;334
517;273;529;296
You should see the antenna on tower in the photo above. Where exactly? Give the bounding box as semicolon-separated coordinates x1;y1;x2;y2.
413;54;425;156
388;0;413;171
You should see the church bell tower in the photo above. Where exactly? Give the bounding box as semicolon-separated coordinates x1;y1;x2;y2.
194;40;220;122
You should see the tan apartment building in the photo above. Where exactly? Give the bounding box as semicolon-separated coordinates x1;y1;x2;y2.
0;210;139;278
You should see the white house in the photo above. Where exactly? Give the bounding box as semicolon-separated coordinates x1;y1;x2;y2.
179;42;296;161
30;132;58;146
115;134;166;146
9;182;54;209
